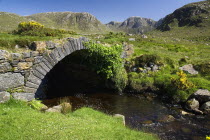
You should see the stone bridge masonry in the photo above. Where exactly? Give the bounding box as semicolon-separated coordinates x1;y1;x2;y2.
0;37;88;102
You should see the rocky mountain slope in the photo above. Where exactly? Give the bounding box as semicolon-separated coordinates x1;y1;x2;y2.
157;0;210;31
0;12;29;32
27;12;108;33
0;12;108;33
106;17;157;34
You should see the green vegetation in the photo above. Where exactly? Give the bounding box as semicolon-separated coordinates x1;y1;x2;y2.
14;21;76;37
85;42;128;92
0;33;58;52
0;99;157;140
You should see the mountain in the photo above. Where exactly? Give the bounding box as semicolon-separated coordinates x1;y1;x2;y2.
106;17;157;34
157;0;210;31
27;12;108;33
0;12;29;32
0;12;108;33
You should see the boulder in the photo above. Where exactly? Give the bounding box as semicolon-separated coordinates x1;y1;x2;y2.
113;114;125;126
190;89;210;103
201;101;210;113
179;64;198;75
185;98;199;111
45;105;62;113
0;73;24;91
0;91;10;103
12;93;35;101
0;62;12;73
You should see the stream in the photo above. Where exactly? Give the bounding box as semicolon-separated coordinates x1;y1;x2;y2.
43;92;210;140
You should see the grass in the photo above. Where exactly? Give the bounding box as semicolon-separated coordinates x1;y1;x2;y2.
0;99;157;140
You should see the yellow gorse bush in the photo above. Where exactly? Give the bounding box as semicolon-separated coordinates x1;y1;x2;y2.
18;21;44;32
171;70;196;90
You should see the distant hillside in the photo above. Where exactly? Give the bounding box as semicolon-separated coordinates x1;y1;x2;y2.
106;17;157;34
157;0;210;31
0;12;29;32
0;12;109;33
27;12;108;33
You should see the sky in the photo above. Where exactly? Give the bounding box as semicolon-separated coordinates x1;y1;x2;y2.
0;0;204;23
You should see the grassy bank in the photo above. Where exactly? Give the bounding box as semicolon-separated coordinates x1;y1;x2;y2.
0;99;157;140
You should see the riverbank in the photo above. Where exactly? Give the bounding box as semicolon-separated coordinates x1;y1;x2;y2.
0;99;157;140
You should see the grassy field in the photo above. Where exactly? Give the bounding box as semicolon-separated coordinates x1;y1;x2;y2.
0;99;157;140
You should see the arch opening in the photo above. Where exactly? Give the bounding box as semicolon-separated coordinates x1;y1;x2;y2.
35;49;110;99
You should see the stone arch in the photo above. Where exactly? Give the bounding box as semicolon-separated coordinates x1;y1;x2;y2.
24;37;89;97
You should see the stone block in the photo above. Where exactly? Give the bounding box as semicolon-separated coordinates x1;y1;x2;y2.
0;73;24;91
12;93;35;101
11;53;22;60
0;62;12;73
17;62;33;70
22;52;31;59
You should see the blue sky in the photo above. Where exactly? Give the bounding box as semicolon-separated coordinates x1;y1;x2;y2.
0;0;204;23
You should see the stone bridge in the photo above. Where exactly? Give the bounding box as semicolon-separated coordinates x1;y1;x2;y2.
0;37;89;101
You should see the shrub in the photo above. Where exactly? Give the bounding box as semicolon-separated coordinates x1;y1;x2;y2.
18;21;44;33
171;71;196;90
14;21;76;37
85;42;128;92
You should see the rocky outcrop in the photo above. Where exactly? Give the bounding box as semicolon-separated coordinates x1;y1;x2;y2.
0;91;10;103
157;1;210;31
190;89;210;103
106;17;157;34
185;89;210;114
179;64;198;75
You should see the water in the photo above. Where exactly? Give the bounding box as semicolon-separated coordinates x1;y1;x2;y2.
43;92;210;140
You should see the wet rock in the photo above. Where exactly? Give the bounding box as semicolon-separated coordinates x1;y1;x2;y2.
201;101;210;113
113;114;125;126
45;105;62;113
12;93;35;101
185;98;203;114
0;91;10;103
179;64;198;75
17;62;33;70
0;73;24;91
0;62;12;73
185;98;199;111
158;115;175;122
180;110;194;116
142;120;153;124
190;89;210;103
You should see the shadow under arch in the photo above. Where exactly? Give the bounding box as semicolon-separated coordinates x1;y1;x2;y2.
35;49;108;99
